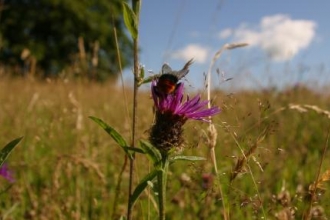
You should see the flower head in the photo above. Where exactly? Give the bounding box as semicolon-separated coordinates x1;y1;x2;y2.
149;80;220;154
0;163;15;183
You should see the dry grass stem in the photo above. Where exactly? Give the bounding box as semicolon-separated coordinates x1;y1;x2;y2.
289;103;330;119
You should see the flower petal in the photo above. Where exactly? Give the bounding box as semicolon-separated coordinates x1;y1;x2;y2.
0;163;15;183
151;79;220;122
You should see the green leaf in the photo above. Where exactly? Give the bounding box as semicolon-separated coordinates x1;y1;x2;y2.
123;146;145;154
169;155;206;163
139;140;162;165
139;65;145;79
138;75;159;86
122;2;138;39
130;168;161;209
132;0;141;19
89;116;132;159
0;137;23;167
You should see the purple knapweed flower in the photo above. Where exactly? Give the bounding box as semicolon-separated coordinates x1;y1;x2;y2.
149;80;220;154
0;163;15;183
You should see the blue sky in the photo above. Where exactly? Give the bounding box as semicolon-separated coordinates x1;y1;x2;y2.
124;0;330;91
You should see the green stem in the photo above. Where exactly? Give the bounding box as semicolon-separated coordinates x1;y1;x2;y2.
158;155;169;220
127;1;141;219
112;156;128;219
211;148;229;220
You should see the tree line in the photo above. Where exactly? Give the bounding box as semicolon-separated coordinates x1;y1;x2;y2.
0;0;133;81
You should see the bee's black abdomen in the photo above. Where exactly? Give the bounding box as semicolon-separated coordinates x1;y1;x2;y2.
156;74;179;95
159;74;179;83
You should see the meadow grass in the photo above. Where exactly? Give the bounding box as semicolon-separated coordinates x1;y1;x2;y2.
0;78;329;219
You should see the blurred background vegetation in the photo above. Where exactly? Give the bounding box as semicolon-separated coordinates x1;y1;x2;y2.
0;79;329;219
0;0;330;219
0;0;133;81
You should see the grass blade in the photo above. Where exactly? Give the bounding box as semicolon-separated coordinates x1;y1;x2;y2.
170;155;206;163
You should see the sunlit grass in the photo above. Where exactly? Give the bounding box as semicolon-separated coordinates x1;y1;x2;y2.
0;78;329;219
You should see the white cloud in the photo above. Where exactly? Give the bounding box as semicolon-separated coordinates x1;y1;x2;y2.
171;44;209;63
219;28;233;39
220;14;317;61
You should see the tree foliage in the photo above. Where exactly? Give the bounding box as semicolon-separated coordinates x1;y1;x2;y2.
0;0;133;80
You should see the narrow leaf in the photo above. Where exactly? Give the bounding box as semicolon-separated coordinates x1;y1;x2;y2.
89;116;132;159
138;75;159;86
130;168;161;209
170;155;206;163
123;146;145;154
89;116;126;147
0;137;23;167
139;140;162;165
122;2;138;39
139;65;145;79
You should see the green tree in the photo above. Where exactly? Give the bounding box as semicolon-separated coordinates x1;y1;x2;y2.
0;0;133;80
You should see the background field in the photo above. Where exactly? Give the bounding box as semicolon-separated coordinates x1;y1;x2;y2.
0;78;330;219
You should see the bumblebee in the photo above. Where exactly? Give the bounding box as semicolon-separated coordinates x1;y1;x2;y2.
155;59;193;95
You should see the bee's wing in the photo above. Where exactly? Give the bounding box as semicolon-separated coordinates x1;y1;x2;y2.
172;58;194;79
162;63;172;74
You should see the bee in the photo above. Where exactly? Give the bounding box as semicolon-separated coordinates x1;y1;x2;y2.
156;59;193;95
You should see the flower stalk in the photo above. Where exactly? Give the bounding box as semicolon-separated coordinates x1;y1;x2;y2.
157;155;169;220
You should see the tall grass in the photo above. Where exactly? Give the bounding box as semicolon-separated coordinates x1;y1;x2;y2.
0;78;329;219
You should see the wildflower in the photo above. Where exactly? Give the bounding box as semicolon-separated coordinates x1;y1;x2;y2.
201;173;214;190
0;163;14;183
150;80;220;154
